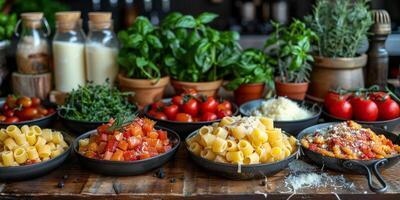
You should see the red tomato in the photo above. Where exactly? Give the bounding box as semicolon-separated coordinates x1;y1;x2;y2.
4;110;14;117
352;99;378;121
369;92;391;102
47;108;56;114
324;92;350;109
217;100;232;111
175;113;193;122
16;107;38;120
182;88;198;96
31;97;41;107
200;96;218;114
4;116;19;123
163;104;178;119
38;107;49;115
172;96;184;107
216;109;233;119
183;98;199;117
148;110;167;120
6;95;17;108
328;99;353;120
151;101;165;111
17;96;32;108
2;103;9;111
201;112;218;121
0;115;6;122
376;99;400;120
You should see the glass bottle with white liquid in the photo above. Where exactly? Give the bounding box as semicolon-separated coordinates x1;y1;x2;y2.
53;11;86;93
85;12;119;85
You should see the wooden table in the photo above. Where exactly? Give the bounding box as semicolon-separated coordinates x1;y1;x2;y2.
1;125;400;200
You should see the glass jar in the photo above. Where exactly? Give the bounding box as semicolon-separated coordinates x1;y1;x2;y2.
53;11;86;93
15;12;50;74
85;12;119;86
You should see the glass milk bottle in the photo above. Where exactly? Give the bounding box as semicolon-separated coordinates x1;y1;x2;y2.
85;12;119;85
53;11;86;93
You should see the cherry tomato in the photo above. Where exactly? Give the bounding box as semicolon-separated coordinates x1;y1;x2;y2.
183;98;199;117
200;96;218;114
217;100;232;111
324;92;350;109
4;116;19;123
31;97;41;107
6;95;17;108
47;108;56;114
376;99;400;120
328;99;353;120
182;88;198;96
16;107;38;120
17;96;32;108
38;107;49;115
175;113;193;122
0;115;6;122
216;109;233;119
201;112;218;121
352;98;378;121
148;110;167;120
151;101;165;111
4;110;14;117
2;103;9;111
172;96;184;107
163;104;179;120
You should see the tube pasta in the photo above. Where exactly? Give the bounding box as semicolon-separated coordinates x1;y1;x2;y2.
189;142;202;156
2;151;14;166
212;137;227;153
243;152;259;164
26;146;39;160
6;125;21;138
213;127;228;139
238;140;254;156
226;151;243;163
226;140;238;152
200;149;216;160
25;131;37;146
13;147;28;164
199;126;213;136
41;129;53;142
200;133;216;148
31;126;42;136
4;137;18;150
0;129;8;141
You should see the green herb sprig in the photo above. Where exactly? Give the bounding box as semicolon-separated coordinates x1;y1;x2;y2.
0;0;17;41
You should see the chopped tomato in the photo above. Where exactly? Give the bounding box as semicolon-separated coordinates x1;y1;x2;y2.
111;149;124;161
127;136;142;149
117;140;129;151
123;151;137;161
157;130;168;140
106;139;118;152
103;151;113;160
148;131;158;139
139;153;150;160
143;118;156;133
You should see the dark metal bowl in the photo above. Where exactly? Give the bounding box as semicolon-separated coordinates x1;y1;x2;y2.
322;109;400;131
239;98;322;136
297;123;400;193
0;131;73;181
143;98;239;138
0;100;57;128
58;108;139;135
73;126;180;176
185;130;299;179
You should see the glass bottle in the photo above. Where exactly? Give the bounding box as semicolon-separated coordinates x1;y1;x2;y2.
53;11;86;93
85;12;119;85
15;12;50;74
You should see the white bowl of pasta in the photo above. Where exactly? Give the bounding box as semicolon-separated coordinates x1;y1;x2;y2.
0;125;72;180
185;116;300;179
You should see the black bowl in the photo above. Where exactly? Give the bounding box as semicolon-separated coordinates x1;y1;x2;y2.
0;131;73;181
58;109;139;135
239;98;322;136
143;98;239;138
73;126;180;176
322;109;400;131
0;100;57;128
185;130;299;179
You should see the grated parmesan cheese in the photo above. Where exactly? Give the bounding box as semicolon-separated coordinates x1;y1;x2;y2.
252;97;313;121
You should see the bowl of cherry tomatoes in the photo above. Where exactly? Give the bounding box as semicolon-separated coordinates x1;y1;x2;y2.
143;90;238;137
0;95;57;128
323;90;400;131
73;117;180;176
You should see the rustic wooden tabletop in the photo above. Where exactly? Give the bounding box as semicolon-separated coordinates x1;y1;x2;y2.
1;124;400;200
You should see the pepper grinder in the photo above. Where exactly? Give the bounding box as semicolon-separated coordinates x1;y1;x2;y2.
366;10;391;87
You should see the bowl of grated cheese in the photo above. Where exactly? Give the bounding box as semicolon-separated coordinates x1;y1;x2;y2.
239;97;321;136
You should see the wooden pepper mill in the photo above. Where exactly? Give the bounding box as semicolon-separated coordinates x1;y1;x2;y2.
366;10;391;87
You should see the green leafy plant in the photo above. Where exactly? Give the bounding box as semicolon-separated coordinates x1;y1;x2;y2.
226;48;274;90
0;0;16;41
305;0;373;58
264;20;317;83
159;12;241;82
58;82;137;122
118;17;164;80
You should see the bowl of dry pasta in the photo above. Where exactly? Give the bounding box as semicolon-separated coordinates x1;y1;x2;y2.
186;116;299;179
298;121;400;193
0;125;72;180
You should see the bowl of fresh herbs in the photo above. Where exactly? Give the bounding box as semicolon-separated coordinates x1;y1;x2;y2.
57;82;138;134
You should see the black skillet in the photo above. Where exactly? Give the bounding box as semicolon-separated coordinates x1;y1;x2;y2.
297;122;400;193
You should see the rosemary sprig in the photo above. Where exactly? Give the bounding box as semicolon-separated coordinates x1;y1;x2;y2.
107;113;137;132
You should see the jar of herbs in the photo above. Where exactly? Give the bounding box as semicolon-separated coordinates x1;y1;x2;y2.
15;12;50;74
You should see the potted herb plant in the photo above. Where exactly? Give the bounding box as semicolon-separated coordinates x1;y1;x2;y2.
305;0;373;102
117;16;169;106
226;48;274;105
159;12;241;96
264;19;316;100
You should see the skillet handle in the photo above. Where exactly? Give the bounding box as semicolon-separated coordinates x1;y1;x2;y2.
343;159;388;193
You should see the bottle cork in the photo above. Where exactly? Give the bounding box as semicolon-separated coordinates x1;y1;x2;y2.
55;11;81;32
21;12;44;28
89;12;112;29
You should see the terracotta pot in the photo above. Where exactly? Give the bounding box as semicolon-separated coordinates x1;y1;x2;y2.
171;79;223;96
118;74;170;106
308;54;367;102
275;80;309;100
234;83;265;105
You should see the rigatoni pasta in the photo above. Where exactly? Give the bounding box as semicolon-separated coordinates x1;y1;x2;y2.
186;116;298;165
0;125;69;167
